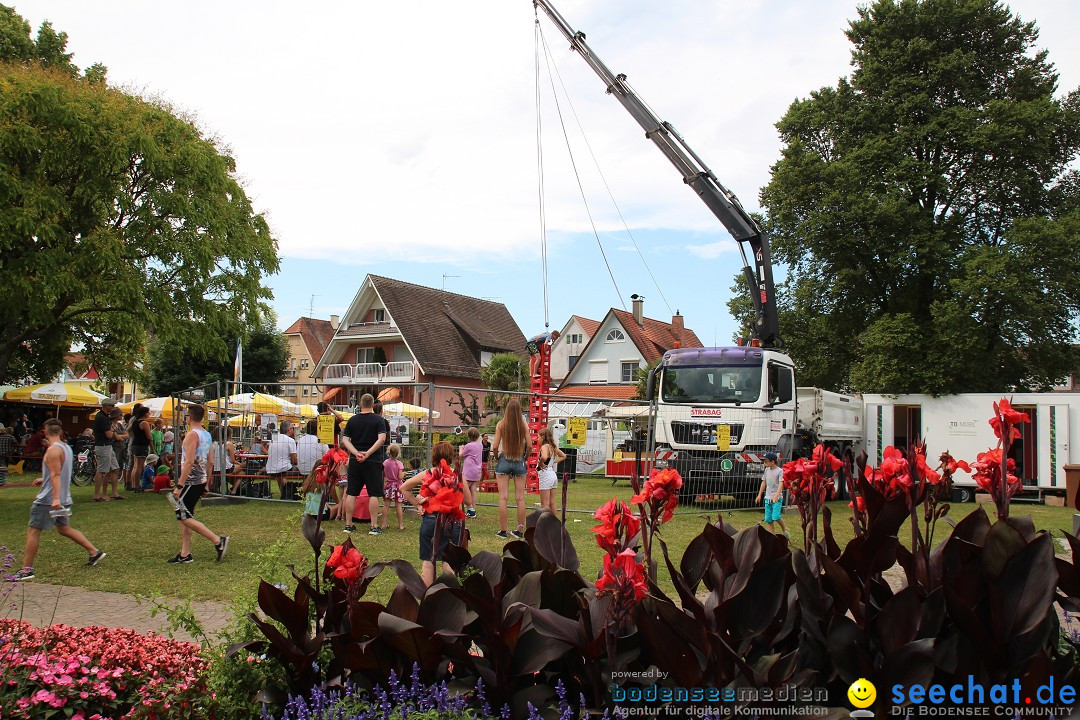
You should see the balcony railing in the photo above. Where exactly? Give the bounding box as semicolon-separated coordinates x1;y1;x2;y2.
321;361;416;384
383;361;414;382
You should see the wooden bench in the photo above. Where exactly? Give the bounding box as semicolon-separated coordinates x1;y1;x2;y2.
226;472;304;499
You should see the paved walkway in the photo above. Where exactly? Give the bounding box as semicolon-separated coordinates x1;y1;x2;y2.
3;582;231;643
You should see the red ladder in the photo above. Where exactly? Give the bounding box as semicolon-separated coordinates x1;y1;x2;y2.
525;338;552;493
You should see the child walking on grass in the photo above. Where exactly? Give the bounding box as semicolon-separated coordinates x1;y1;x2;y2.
754;452;789;538
382;444;405;531
459;428;483;518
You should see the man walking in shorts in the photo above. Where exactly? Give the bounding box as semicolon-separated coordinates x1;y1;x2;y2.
168;405;229;564
92;399;117;502
340;393;387;535
13;419;105;580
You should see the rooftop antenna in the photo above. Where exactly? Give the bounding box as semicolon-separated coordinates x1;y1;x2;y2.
442;274;460;290
309;294;320;317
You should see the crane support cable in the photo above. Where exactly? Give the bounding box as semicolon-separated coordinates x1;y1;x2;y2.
537;26;674;317
534;19;550;329
535;16;625;310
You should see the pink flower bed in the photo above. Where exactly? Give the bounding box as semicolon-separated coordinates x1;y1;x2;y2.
0;619;212;719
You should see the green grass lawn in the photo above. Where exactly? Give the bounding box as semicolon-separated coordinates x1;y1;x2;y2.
1;472;1076;605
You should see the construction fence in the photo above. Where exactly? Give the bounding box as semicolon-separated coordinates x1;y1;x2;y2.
157;380;765;514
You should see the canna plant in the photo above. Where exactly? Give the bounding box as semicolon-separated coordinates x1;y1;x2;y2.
233;398;1080;719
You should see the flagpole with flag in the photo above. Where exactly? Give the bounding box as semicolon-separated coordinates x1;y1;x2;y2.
234;337;243;388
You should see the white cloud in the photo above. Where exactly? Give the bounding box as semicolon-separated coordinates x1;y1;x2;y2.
15;0;1080;268
687;242;739;260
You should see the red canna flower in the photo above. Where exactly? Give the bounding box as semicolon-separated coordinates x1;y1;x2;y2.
592;498;641;553
326;544;367;585
426;486;466;520
812;444;843;473
631;467;683;523
595;548;648;601
847;495;866;513
989;397;1030;440
914;449;942;484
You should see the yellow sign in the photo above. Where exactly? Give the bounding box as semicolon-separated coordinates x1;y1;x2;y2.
317;414;336;445
432;432;441;446
613;450;623;463
715;424;731;451
566;417;587;448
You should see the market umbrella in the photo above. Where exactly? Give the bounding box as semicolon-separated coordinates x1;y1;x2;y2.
221;392;301;415
3;383;108;407
118;397;196;421
381;402;439;419
297;404;320;418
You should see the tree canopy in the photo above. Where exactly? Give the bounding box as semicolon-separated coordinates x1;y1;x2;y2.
144;314;289;397
0;5;277;384
752;0;1080;394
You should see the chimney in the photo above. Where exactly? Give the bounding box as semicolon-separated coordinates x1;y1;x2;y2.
330;314;340;330
631;294;644;326
672;310;684;330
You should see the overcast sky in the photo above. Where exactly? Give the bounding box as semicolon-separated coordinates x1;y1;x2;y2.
16;0;1080;346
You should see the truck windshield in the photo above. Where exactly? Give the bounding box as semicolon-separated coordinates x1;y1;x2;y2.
661;366;762;404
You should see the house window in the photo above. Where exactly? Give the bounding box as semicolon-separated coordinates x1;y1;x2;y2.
300;359;309;369
621;361;638;383
568;333;583;344
373;309;385;322
356;347;376;364
588;360;608;384
568;355;579;371
605;329;625;343
480;350;494;367
302;386;310;396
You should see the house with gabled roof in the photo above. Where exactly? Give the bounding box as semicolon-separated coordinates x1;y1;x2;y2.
550;315;601;385
282;317;336;401
311;275;527;419
555;297;703;400
57;353;141;404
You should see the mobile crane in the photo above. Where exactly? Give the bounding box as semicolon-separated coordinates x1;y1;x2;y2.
533;1;859;503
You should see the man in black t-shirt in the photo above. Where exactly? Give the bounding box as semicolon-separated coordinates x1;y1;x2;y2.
340;393;387;535
91;400;118;502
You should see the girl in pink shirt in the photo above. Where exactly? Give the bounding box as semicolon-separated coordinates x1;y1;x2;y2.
459;428;483;518
382;444;405;531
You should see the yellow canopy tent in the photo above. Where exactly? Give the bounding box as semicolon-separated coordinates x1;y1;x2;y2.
381;402;439;420
3;383;108;407
118;397;197;421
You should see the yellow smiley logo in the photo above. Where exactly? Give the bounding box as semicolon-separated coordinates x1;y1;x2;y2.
848;678;876;709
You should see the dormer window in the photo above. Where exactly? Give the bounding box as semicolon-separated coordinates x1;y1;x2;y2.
373;309;385;322
605;329;625;343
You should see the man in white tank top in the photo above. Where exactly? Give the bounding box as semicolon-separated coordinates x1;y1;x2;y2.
13;419;105;581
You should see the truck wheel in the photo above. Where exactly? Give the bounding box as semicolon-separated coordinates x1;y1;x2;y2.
952;487;974;503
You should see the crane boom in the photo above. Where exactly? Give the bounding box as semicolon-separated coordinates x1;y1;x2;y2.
533;0;781;348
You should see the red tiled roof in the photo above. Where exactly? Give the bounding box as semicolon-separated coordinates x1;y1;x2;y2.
554;384;638;400
64;353;99;380
611;310;703;363
284;317;336;366
573;315;601;339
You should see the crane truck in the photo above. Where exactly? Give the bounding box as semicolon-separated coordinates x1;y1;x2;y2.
534;0;861;503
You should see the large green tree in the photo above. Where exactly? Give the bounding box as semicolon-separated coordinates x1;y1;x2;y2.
0;6;277;384
755;0;1080;394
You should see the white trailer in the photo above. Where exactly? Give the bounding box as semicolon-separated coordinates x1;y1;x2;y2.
861;393;1080;499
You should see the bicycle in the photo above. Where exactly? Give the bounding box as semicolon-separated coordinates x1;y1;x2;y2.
71;440;97;487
